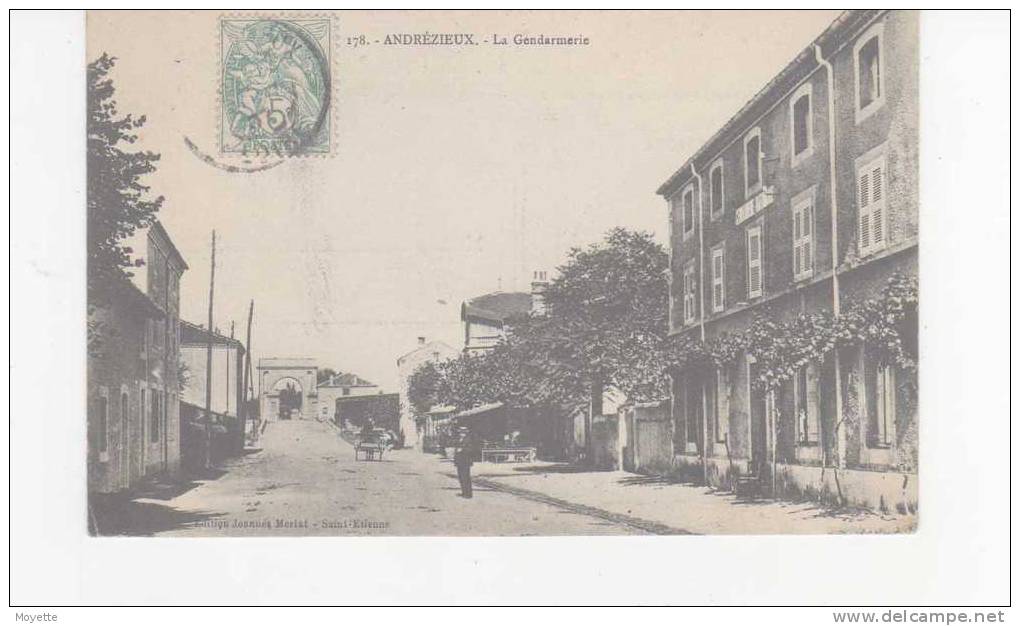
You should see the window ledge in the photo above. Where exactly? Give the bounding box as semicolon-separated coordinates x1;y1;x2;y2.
855;99;884;125
791;145;814;168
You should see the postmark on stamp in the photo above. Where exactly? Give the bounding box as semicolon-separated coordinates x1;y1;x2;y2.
219;16;333;157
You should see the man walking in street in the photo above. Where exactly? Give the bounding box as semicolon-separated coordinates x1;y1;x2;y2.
453;427;481;498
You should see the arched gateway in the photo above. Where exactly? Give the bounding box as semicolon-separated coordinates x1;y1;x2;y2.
258;358;318;421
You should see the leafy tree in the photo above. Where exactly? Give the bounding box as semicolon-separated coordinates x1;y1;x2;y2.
87;53;164;354
406;361;445;416
517;228;670;458
317;367;340;384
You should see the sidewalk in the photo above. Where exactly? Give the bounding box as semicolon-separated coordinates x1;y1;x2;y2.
458;459;916;535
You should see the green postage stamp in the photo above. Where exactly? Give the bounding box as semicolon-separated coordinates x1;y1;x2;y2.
219;15;333;157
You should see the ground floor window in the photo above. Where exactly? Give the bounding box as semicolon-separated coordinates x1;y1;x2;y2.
867;362;895;448
713;368;730;445
795;363;820;445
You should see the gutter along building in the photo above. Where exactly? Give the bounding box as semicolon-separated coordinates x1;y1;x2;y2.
658;10;918;511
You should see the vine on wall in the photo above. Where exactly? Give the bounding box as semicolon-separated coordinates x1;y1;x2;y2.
668;273;918;393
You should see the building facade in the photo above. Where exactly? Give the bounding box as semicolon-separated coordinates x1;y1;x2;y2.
658;10;918;511
396;337;459;449
316;372;379;421
87;222;188;494
179;321;247;464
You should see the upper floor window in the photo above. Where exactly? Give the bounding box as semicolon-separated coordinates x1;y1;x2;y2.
854;24;885;123
681;185;696;240
744;128;762;196
709;160;724;220
746;223;763;299
792;189;815;281
857;153;888;256
682;260;697;325
710;245;725;313
790;83;813;164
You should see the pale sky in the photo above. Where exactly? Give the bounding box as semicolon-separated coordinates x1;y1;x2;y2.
87;10;840;391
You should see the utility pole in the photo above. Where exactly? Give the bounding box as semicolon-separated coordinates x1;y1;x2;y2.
241;300;254;448
204;230;216;469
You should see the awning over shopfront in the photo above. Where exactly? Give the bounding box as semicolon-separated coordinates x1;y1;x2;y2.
453;402;504;422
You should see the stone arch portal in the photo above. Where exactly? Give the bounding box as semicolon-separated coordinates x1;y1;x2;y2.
258;358;318;422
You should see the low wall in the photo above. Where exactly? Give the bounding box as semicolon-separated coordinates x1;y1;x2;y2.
672;454;751;490
775;463;918;514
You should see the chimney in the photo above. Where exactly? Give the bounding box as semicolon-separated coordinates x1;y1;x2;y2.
530;270;550;315
417;336;426;346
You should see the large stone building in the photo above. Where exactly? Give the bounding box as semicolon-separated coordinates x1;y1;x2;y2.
658;10;918;511
87;221;188;494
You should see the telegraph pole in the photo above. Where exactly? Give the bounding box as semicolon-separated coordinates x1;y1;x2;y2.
241;300;254;448
204;230;216;469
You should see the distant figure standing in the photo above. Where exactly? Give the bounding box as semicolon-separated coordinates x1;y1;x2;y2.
453;428;481;498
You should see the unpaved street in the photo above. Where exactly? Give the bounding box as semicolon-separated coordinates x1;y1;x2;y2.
135;419;637;536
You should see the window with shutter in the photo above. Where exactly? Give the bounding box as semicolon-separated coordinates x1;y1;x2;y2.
714;367;730;444
711;246;725;312
792;196;814;281
795;364;820;444
746;225;762;299
683;261;696;325
857;156;887;256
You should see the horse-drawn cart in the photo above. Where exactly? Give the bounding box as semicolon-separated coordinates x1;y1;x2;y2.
354;433;388;461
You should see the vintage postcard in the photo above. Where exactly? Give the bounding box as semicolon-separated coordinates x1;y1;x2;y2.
85;10;919;537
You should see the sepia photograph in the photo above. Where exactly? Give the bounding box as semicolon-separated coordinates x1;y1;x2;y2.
83;9;919;538
7;7;1012;611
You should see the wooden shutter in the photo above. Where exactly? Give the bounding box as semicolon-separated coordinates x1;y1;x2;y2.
793;200;813;280
806;363;820;442
747;225;762;298
858;156;887;256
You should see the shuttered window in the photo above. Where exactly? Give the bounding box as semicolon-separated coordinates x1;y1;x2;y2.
683;261;697;325
746;224;763;299
857;155;887;256
871;364;895;447
795;364;820;444
711;246;725;312
714;367;730;444
792;197;814;281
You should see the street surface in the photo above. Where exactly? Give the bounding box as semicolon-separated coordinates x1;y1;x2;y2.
131;419;638;536
97;419;912;536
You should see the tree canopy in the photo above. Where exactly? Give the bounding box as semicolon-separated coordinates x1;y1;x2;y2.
407;228;672;420
87;53;164;301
